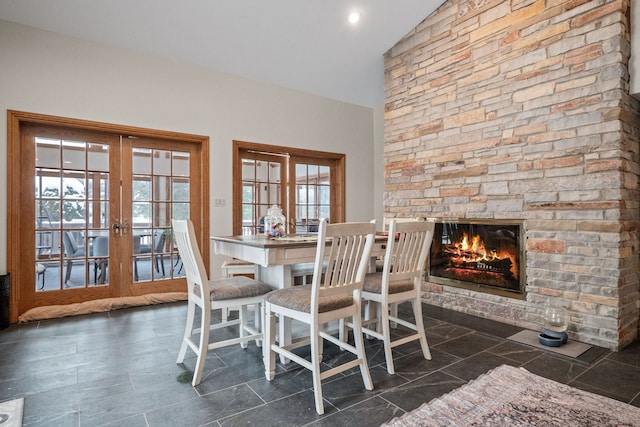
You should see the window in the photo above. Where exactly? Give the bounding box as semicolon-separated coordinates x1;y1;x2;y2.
237;150;285;236
233;141;345;235
292;159;331;234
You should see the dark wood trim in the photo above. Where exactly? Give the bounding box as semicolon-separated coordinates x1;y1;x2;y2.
233;139;345;160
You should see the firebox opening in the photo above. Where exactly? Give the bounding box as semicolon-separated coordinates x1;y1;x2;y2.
428;219;526;300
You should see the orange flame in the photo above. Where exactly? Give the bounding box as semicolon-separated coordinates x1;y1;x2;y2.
452;232;518;276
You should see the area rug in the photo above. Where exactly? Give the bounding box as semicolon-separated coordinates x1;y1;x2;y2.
0;397;24;427
382;365;640;426
507;329;591;358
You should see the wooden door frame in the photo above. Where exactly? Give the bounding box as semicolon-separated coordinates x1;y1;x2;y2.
7;110;210;323
232;140;345;236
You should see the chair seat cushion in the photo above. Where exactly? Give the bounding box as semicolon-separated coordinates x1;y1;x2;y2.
265;286;354;313
363;272;414;294
207;276;272;301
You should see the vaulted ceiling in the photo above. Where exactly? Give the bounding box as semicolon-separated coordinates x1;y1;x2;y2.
0;0;445;107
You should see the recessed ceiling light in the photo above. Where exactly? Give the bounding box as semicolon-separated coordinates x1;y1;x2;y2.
348;10;362;24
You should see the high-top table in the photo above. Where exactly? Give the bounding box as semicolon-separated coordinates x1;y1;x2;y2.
211;234;388;355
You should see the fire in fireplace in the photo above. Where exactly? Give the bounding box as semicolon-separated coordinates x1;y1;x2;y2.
428;219;525;298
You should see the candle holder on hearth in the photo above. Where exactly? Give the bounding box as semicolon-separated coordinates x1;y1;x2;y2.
538;305;569;347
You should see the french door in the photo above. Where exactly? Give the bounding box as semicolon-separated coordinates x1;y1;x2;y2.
8;111;209;320
232;140;345;236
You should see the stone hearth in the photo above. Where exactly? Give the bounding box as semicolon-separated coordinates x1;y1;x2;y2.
383;0;640;350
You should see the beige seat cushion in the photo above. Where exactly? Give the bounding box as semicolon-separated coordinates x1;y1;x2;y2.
363;272;414;294
265;286;354;313
195;276;272;300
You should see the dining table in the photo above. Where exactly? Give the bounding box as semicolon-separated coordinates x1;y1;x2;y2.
211;233;389;355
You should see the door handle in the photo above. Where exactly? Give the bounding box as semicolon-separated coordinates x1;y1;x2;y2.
112;220;131;235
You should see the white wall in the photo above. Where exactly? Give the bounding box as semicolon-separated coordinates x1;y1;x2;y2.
0;20;376;276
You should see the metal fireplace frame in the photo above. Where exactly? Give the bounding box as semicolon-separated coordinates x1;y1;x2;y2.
427;218;527;300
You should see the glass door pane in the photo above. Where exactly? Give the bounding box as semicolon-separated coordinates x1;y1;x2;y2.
293;162;330;234
34;135;113;291
131;147;189;283
240;155;284;235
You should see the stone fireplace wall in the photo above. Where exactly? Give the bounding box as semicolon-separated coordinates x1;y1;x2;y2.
383;0;640;350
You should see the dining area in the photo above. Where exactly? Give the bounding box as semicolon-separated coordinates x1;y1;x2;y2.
3;265;638;426
2;1;639;423
174;216;436;415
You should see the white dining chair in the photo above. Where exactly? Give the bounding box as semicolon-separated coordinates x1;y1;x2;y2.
263;219;376;415
172;219;273;387
359;219;435;374
376;217;422;272
375;217;424;325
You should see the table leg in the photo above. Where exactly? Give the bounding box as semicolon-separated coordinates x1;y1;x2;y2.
257;264;293;363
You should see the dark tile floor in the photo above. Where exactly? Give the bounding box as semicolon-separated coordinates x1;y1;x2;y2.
1;302;639;426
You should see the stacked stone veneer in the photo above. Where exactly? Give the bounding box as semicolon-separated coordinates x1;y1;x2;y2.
384;0;640;350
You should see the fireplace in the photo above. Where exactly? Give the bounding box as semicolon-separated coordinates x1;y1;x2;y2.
427;219;526;299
